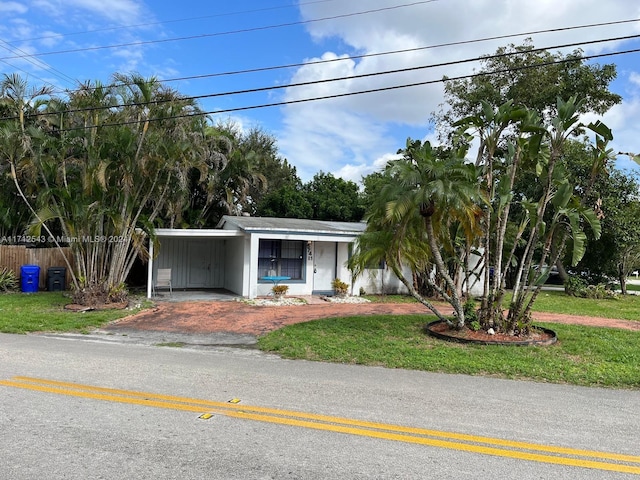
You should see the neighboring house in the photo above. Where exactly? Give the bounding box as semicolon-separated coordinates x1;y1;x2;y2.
146;215;408;299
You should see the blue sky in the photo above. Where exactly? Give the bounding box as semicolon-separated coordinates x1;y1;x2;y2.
2;0;640;183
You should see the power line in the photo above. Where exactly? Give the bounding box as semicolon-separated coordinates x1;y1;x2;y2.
7;33;637;121
0;1;439;62
0;59;60;90
0;40;76;88
30;46;640;132
6;0;342;46
154;18;640;84
37;16;640;98
144;47;640;115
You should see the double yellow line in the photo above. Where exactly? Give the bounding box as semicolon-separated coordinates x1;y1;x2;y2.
2;376;639;475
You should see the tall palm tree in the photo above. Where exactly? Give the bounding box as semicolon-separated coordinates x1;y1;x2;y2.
0;74;80;288
350;139;484;328
24;73;226;304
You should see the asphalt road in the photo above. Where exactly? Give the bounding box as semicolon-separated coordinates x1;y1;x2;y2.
1;333;639;479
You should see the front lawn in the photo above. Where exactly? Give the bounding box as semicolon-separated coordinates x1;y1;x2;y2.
0;292;149;334
509;290;640;321
257;315;640;389
3;290;640;389
367;290;640;321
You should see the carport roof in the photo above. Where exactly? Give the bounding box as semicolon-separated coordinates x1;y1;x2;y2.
154;228;244;237
218;215;366;236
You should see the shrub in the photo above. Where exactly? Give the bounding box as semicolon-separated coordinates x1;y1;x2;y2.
272;284;289;296
565;276;617;299
0;267;18;292
565;276;588;297
332;278;349;296
584;284;618;300
463;298;478;324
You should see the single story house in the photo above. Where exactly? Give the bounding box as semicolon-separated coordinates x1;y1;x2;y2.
146;215;408;299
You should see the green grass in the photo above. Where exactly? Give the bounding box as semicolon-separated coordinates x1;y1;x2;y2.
366;290;640;321
511;290;640;321
0;292;150;334
362;294;419;303
3;289;640;388
623;283;640;292
257;315;640;389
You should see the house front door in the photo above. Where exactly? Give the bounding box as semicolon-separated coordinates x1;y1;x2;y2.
313;241;336;294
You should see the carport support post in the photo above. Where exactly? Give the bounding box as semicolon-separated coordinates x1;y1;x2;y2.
147;239;154;298
248;234;259;298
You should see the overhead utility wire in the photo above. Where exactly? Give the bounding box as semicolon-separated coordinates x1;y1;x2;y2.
13;33;639;120
9;0;343;45
0;40;77;88
149;17;640;84
0;59;61;90
40;16;640;96
126;47;640;119
29;46;640;132
187;33;640;100
0;0;439;61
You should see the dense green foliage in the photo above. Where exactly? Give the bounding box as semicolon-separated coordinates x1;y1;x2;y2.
351;139;483;327
257;171;365;222
0;267;18;291
436;39;621;134
355;40;626;335
183;122;299;228
1;73;226;303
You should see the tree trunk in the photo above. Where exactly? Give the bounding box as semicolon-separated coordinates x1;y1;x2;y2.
618;265;627;295
423;216;465;329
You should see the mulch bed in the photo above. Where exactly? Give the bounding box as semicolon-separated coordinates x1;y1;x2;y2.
64;302;128;312
425;320;557;346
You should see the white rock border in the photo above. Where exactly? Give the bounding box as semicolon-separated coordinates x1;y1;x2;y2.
321;295;371;304
241;297;306;307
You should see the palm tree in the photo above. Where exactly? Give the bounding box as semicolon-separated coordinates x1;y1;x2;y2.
350;139;484;328
0;74;80;289
454;97;608;334
503;98;605;332
20;73;227;304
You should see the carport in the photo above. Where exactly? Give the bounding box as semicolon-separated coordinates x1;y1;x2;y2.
146;228;246;299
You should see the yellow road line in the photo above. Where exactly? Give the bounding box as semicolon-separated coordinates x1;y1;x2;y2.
10;376;640;464
2;376;639;475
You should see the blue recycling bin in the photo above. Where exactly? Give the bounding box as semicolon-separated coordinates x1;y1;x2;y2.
20;265;40;293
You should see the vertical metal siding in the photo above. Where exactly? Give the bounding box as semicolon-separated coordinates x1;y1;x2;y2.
155;237;225;289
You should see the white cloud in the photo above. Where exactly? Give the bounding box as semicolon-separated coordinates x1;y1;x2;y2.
30;0;145;24
279;97;394;181
581;69;640;172
601;98;640;163
335;151;403;185
38;30;64;48
279;0;640;180
0;1;27;14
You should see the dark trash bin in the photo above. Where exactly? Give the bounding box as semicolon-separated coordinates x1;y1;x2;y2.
20;265;40;293
47;267;66;291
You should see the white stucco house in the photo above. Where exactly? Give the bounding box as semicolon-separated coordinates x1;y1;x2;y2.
146;215;408;299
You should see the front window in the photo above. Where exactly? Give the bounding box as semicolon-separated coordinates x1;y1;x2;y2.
258;239;304;280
